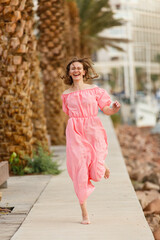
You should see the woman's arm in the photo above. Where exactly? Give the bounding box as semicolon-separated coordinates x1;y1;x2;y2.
102;100;121;116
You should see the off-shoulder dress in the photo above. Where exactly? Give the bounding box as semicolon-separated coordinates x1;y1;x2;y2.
61;86;111;204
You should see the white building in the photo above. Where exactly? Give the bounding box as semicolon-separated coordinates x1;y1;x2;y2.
95;0;160;104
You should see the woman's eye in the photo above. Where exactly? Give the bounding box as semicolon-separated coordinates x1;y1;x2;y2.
71;67;82;70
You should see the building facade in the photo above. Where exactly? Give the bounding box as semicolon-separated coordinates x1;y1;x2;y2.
95;0;160;103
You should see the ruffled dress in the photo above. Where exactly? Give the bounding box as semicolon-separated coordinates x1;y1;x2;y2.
61;86;111;204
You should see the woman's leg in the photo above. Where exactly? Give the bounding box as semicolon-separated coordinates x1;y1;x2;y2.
89;158;110;182
104;164;110;179
80;200;90;224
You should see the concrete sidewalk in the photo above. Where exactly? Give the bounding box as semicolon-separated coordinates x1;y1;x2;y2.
0;175;51;240
11;114;154;240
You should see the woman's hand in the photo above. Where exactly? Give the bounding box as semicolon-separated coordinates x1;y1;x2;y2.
102;100;121;115
111;100;121;114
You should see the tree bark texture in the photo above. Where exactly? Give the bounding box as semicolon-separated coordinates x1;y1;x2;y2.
37;0;67;145
0;0;49;162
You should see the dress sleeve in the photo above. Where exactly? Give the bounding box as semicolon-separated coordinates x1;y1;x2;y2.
96;87;112;111
61;94;69;116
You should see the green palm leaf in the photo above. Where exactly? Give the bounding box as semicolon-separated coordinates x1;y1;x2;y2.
75;0;128;55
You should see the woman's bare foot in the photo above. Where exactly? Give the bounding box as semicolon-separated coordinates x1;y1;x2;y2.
104;166;110;179
81;215;91;224
80;200;91;224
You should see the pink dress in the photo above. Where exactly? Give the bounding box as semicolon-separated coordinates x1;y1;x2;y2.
61;86;111;204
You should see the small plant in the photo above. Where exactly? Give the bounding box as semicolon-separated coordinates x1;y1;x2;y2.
9;152;25;175
9;145;62;176
25;144;62;175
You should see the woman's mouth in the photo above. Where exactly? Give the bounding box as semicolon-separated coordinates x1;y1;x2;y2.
73;73;80;76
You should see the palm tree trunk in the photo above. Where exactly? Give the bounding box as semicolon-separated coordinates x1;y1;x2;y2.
30;40;49;149
0;0;34;162
26;0;49;150
37;0;67;145
66;1;80;56
64;2;74;57
0;0;49;163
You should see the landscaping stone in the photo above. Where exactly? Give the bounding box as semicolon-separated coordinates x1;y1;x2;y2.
143;181;160;191
154;227;160;240
0;161;9;188
116;124;160;236
144;199;160;213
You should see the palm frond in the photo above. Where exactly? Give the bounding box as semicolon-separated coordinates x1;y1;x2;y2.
86;36;126;52
75;0;128;55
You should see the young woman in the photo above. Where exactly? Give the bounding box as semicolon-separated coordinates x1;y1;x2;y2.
61;57;121;225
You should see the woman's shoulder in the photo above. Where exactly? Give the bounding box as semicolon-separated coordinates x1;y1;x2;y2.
62;88;73;95
62;84;98;95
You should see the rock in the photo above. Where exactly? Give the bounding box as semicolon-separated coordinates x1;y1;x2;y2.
154;227;160;240
142;172;159;185
131;180;144;191
144;199;160;213
145;213;160;232
130;169;142;181
126;165;132;175
117;124;160;166
136;190;160;209
143;181;160;191
130;164;152;182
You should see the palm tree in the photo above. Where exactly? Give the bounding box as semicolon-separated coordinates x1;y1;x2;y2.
37;0;67;145
75;0;128;56
0;0;34;162
26;0;49;150
64;2;75;57
66;0;80;56
0;0;49;164
30;44;49;149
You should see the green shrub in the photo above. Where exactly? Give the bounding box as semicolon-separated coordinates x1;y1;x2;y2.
25;145;62;175
9;145;62;176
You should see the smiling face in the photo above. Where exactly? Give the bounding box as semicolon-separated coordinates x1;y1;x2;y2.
69;62;85;82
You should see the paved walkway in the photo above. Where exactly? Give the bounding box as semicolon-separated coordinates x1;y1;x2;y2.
10;113;154;240
0;175;51;240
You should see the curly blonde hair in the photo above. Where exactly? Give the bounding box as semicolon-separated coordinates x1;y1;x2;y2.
62;57;99;85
